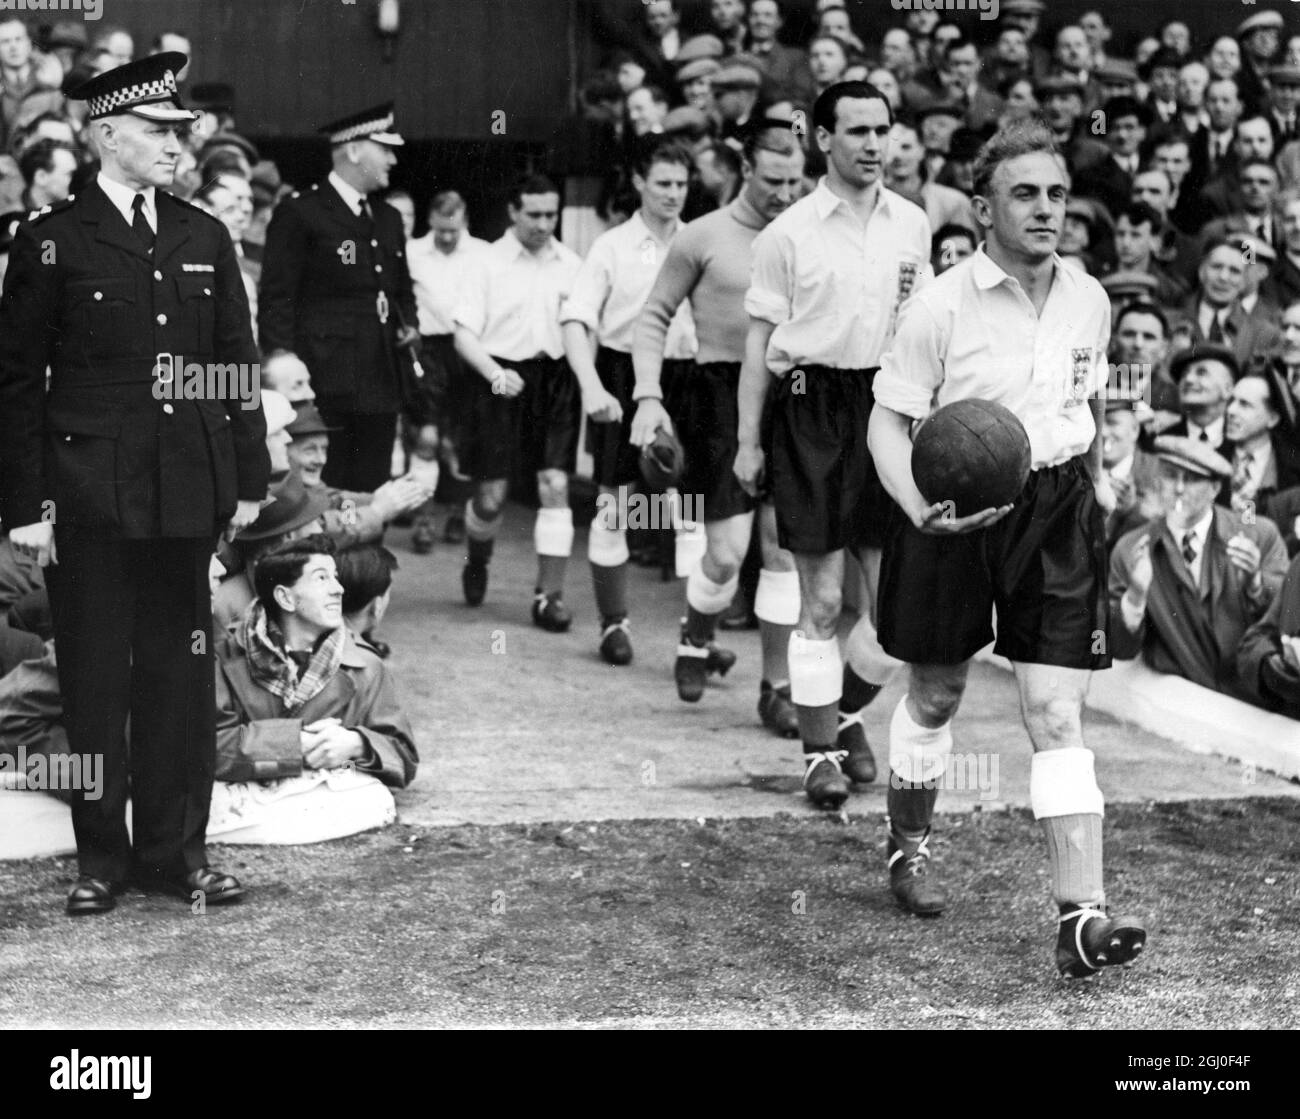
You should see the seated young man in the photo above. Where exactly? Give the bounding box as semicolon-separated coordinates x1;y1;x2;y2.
214;534;417;790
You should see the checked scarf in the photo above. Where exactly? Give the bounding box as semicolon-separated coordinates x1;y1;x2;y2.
239;600;346;714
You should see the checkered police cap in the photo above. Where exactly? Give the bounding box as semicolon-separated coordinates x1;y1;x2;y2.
69;52;198;123
320;102;405;147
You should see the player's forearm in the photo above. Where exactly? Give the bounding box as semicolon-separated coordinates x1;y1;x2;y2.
562;321;604;400
868;405;928;522
1087;397;1105;481
736;318;775;447
633;255;694;401
454;326;501;382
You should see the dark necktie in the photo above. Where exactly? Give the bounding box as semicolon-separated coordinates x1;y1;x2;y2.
1182;531;1198;568
358;198;373;226
131;193;154;253
1207;312;1225;344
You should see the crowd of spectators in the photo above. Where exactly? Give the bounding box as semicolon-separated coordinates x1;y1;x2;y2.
567;0;1300;717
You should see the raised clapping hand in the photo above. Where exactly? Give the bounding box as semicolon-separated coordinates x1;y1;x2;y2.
1226;532;1263;592
1127;534;1154;598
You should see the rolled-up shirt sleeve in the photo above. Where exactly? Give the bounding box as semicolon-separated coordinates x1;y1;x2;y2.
560;241;612;331
743;225;792;324
873;296;945;420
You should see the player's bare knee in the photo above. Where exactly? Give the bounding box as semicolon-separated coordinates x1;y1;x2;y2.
802;586;842;637
473;484;505;520
1024;696;1082;750
910;669;965;726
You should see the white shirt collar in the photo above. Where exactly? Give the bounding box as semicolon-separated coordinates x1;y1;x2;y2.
810;177;893;223
502;227;557;262
969;246;1070;293
97;172;156;230
328;170;367;216
1187;415;1225;445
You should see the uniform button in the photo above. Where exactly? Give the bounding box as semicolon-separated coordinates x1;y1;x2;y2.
93;291;103;301
63;434;72;442
375;265;382;273
371;240;378;247
156;313;167;325
163;404;174;415
153;270;163;281
203;287;211;296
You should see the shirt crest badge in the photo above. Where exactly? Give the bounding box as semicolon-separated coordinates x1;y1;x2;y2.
1066;347;1093;409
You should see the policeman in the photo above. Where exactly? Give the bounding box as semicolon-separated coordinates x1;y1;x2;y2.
0;53;269;914
259;102;419;493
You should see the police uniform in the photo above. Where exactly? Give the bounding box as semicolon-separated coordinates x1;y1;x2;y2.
258;104;417;494
0;55;268;896
874;247;1113;668
745;178;933;554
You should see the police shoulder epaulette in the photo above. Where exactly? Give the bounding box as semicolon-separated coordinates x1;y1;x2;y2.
27;195;75;223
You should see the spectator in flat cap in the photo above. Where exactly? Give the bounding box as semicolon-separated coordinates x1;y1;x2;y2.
1179;239;1282;376
676;58;720;117
915;103;962;182
1141;48;1183;127
692;138;741;215
989;0;1050;85
44;20;86;75
188;81;235;137
625;84;669;140
1035;75;1108;177
931;126;984;198
1269;64;1300;146
1059;197;1113;275
713;62;764;141
1237;10;1284;113
1078;11;1113;73
1110;434;1287;701
194;171;259;331
996;76;1038;126
675;34;725;68
1101;396;1162;551
1156;343;1241;454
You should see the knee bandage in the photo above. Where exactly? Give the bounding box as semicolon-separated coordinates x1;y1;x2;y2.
685;562;738;615
465;500;501;542
754;568;801;626
788;633;842;707
534;507;574;558
675;521;707;579
1030;747;1105;819
587;519;629;567
888;696;953;786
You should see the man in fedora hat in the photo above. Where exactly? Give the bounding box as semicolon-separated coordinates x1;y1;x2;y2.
1109;435;1287;700
0;51;269;914
259;102;420;495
